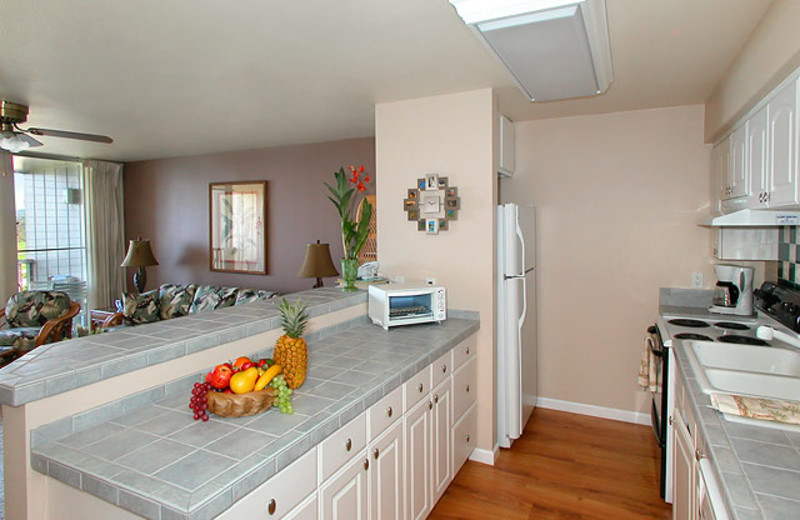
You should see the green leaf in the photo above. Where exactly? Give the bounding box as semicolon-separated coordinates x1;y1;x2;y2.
352;201;372;255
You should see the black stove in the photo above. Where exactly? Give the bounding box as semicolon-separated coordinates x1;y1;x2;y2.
668;318;710;328
673;332;714;341
713;322;750;330
715;334;770;346
755;280;800;332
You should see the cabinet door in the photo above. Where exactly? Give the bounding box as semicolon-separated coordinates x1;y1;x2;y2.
767;78;798;206
284;493;318;520
369;421;403;520
747;104;769;208
431;379;452;504
729;123;748;199
672;413;697;520
405;397;432;520
320;450;369;520
713;136;731;202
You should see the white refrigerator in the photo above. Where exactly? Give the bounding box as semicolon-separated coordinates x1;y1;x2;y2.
496;203;538;448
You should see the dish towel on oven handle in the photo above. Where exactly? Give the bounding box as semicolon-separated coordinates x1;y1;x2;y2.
637;336;658;393
710;393;800;425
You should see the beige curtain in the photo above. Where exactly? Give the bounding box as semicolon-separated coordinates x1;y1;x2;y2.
0;151;18;303
84;159;125;311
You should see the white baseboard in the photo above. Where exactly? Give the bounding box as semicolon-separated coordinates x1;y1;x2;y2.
537;397;651;426
468;445;498;466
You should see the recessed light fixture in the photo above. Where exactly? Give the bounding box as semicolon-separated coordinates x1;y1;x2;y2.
448;0;613;102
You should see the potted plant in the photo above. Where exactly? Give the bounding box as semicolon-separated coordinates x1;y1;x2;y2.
325;165;372;292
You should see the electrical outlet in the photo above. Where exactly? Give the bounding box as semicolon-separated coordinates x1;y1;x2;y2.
692;272;704;288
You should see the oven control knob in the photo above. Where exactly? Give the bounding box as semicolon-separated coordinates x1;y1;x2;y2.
789;303;799;315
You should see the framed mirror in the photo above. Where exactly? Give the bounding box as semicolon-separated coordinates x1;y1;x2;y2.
209;181;267;274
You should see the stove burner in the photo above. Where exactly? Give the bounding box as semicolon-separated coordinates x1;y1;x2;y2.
713;322;750;331
673;333;714;341
668;319;709;328
716;335;769;346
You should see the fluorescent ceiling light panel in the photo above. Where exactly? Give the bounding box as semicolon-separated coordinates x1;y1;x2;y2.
449;0;613;102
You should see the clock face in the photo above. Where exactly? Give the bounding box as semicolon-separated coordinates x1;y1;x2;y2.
422;196;440;214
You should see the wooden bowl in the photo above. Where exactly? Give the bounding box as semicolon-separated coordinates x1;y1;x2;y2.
206;387;276;418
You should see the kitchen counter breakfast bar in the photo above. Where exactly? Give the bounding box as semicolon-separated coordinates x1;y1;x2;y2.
0;288;480;520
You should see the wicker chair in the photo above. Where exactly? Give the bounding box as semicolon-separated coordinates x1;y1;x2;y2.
0;290;81;362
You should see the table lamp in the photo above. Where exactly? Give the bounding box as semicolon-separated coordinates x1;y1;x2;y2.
297;240;339;288
121;238;159;293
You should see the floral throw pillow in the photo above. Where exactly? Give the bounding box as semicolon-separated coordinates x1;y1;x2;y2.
159;284;197;320
122;290;161;325
190;286;238;314
6;290;71;327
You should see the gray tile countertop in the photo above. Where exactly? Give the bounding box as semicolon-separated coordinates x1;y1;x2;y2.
31;315;480;520
672;343;800;520
0;288;366;407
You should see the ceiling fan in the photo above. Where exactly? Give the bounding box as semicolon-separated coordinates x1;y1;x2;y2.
0;100;113;153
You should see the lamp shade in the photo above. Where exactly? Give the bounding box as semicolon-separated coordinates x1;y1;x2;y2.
297;242;339;279
120;239;159;267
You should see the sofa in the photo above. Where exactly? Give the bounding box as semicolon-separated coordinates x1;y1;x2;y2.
103;284;279;328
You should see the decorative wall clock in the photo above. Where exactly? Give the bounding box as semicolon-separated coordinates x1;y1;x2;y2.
403;174;460;234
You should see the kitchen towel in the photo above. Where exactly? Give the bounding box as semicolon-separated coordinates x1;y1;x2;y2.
710;393;800;425
637;337;658;392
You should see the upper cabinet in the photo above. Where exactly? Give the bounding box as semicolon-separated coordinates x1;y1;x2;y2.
766;79;798;206
714;75;800;212
498;114;515;177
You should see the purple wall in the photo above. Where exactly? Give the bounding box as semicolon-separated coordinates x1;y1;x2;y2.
123;138;375;295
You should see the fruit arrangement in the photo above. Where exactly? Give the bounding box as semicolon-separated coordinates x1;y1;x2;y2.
274;298;309;389
190;355;294;419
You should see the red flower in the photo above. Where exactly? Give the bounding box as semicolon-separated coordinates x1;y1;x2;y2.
357;182;365;192
359;166;365;173
364;176;370;182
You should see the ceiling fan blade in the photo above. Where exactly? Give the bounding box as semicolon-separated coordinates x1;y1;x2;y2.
27;127;113;144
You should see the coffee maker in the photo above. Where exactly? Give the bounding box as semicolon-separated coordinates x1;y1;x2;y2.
709;264;754;316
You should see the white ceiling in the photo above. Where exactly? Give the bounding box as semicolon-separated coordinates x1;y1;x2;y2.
0;0;773;162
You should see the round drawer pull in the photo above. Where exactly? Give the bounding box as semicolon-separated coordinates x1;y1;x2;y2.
345;438;352;451
434;394;439;404
373;448;380;459
268;498;277;515
418;383;424;393
466;346;470;355
386;406;393;418
442;364;447;373
428;400;433;410
363;459;370;470
695;449;704;462
466;434;470;443
466;384;470;393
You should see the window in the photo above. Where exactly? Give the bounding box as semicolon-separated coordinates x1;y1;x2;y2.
14;157;87;322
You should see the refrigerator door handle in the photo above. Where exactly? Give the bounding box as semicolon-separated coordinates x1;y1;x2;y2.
503;267;535;280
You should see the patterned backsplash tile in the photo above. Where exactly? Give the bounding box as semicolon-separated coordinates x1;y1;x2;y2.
777;226;800;285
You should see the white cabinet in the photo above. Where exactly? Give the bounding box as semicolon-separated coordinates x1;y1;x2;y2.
499;114;515;177
729;123;748;200
766;78;798;206
672;411;696;520
405;395;432;520
217;446;317;519
747;104;769;208
368;421;404;520
431;378;453;503
284;494;318;520
320;449;370;520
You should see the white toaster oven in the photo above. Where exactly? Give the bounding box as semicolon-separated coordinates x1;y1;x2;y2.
368;283;446;330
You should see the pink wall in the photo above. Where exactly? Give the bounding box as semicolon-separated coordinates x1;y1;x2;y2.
123;138;375;295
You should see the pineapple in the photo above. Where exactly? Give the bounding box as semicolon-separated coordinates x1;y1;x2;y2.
274;298;310;389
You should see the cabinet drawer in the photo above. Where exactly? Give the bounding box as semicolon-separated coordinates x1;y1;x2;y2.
404;365;432;413
320;412;367;481
452;335;476;371
283;493;318;520
452;402;476;474
452;357;477;421
431;351;451;389
368;385;402;441
220;446;317;519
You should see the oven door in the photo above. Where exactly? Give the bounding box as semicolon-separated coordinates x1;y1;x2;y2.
647;325;666;447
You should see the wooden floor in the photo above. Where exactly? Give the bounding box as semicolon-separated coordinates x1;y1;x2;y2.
430;408;672;520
